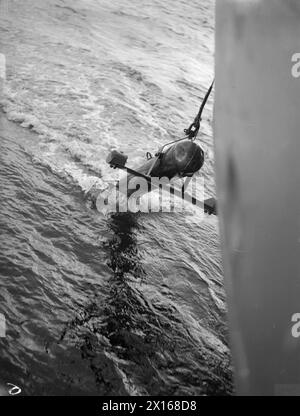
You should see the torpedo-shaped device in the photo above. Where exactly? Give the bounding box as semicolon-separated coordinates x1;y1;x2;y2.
103;138;216;215
107;139;204;183
92;80;217;215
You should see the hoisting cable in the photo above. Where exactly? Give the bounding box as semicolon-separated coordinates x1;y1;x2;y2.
184;79;215;140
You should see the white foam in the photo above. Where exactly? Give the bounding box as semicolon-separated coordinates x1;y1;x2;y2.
0;53;6;80
0;0;215;198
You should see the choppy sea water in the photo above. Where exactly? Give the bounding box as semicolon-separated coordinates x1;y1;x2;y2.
0;0;233;395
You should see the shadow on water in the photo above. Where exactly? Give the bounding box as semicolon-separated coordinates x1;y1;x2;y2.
58;212;232;396
58;212;174;395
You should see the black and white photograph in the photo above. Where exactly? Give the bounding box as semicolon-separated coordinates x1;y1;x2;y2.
0;0;299;401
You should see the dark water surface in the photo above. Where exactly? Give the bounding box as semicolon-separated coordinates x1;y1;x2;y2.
0;0;233;395
0;113;232;395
